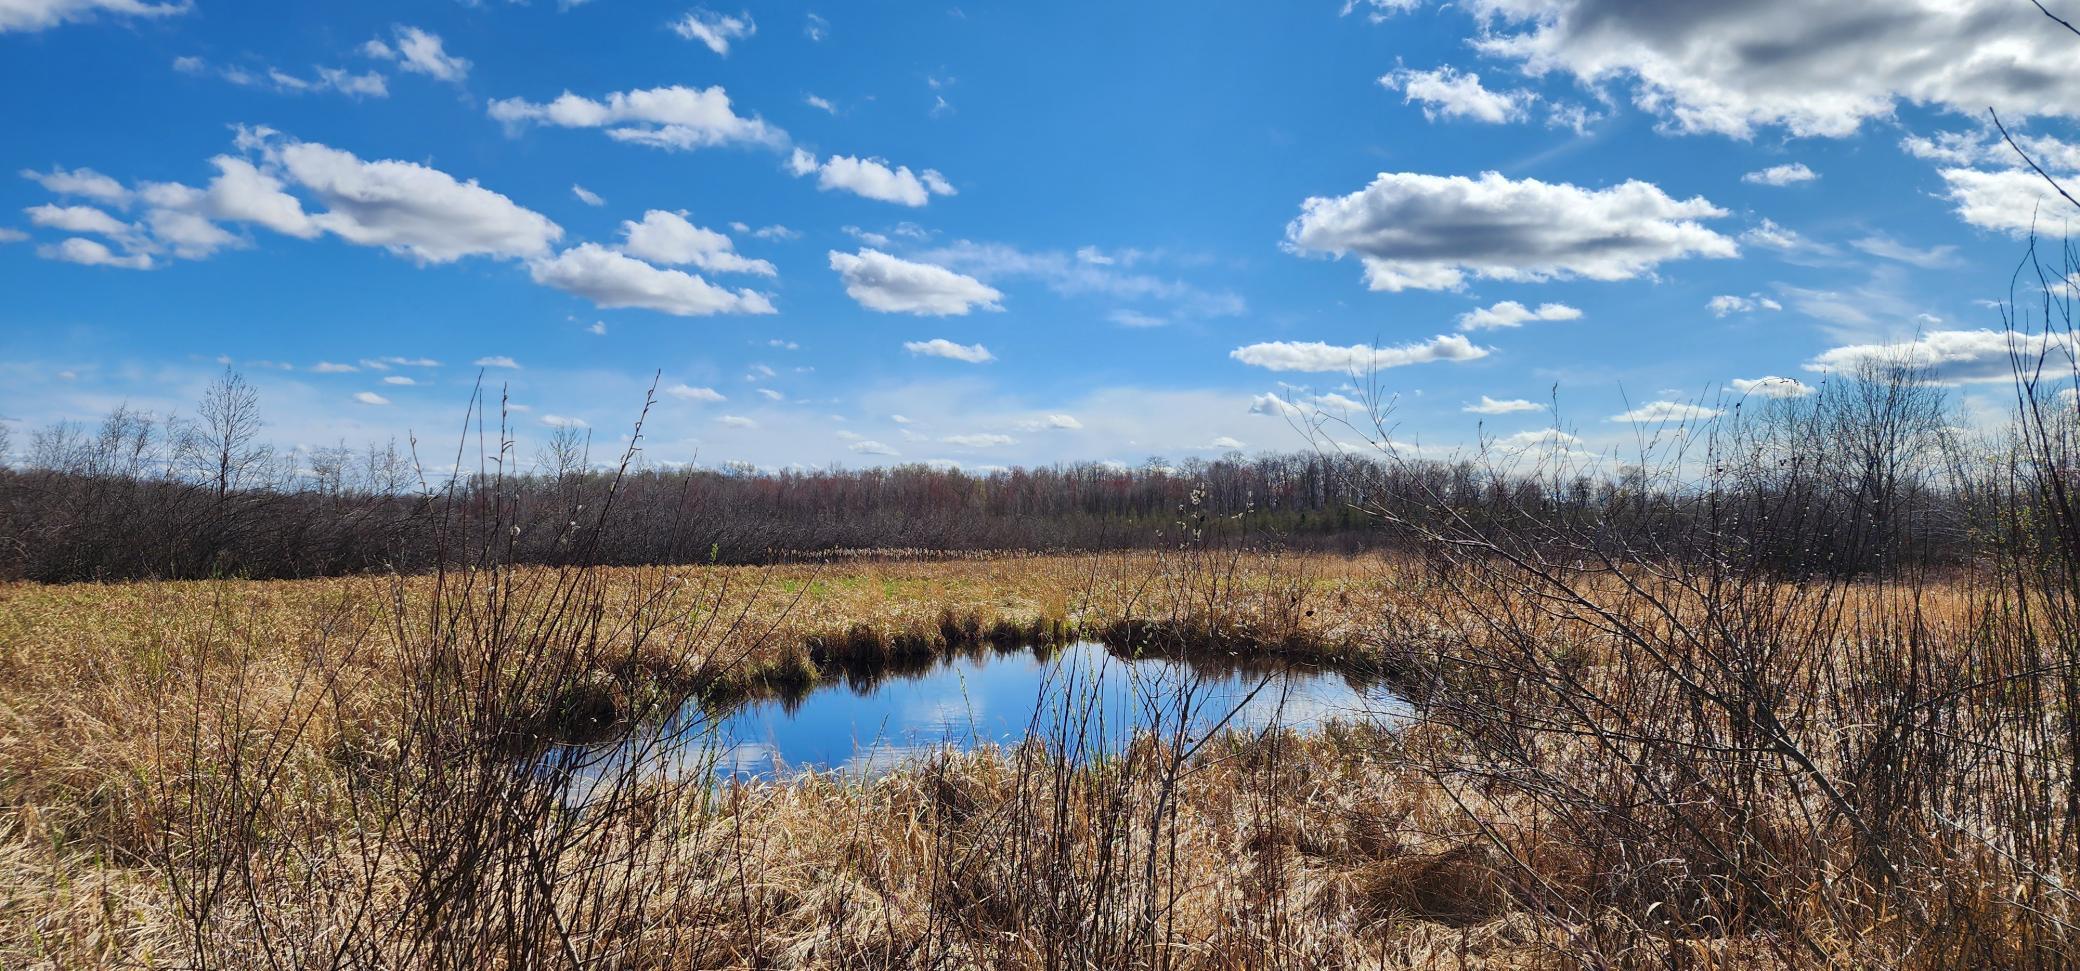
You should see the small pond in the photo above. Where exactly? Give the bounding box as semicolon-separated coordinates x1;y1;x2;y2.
560;641;1408;784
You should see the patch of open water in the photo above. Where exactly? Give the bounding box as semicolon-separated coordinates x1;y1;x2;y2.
561;641;1408;783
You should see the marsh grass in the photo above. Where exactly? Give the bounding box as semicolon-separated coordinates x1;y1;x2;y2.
0;382;1420;968
13;547;2080;967
13;354;2080;966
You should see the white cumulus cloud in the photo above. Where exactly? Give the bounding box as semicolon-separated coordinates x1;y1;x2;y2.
0;0;185;33
666;384;726;401
20;166;130;205
243;138;559;263
1342;0;1422;21
157;155;320;241
1229;334;1489;373
1932;166;2079;237
140;206;236;259
619;209;774;276
1465;0;2080;139
25;203;134;239
365;26;469;83
1707;293;1783;317
1381;66;1532;124
1248;393;1307;419
1286;171;1735;292
1465;395;1542;414
1456;300;1581;331
489;85;784;152
788;150;955;206
904;338;994;363
1743;163;1817;186
36;236;151;269
671;8;754;55
1805;329;2074;384
529;244;776;317
829;248;1003;315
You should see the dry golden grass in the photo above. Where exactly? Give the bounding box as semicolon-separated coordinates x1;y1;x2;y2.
0;552;2067;968
0;554;1452;968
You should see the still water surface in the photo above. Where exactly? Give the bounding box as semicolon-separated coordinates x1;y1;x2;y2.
567;641;1407;782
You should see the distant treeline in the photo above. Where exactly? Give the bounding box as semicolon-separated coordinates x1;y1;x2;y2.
0;415;1391;582
0;360;2036;583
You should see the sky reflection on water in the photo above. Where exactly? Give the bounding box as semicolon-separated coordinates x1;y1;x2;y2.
567;641;1407;784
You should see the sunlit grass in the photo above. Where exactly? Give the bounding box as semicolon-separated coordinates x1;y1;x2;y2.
1;551;2070;967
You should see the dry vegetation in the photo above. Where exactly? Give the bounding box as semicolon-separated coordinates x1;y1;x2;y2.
0;553;1408;967
3;536;2077;968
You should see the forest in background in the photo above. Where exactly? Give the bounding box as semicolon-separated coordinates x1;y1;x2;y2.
0;350;1992;584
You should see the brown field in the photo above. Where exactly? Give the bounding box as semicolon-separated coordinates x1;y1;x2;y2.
1;551;2073;968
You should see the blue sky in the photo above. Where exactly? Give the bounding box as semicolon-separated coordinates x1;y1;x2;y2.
3;0;2077;471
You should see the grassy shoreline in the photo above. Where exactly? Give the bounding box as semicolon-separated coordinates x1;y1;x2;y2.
4;551;2074;967
1;554;1442;965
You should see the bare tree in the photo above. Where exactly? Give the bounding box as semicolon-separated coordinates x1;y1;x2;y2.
30;419;86;472
309;441;353;497
181;368;272;501
86;404;160;479
534;425;589;482
361;437;412;497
